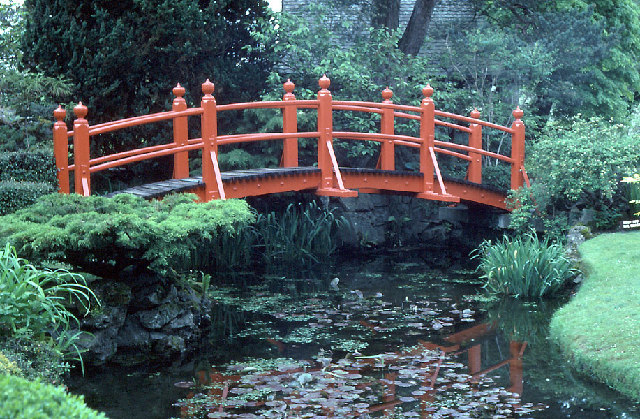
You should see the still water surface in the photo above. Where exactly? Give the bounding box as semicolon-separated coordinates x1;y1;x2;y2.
69;250;640;418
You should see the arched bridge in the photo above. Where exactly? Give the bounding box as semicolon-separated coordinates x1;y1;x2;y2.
52;76;528;210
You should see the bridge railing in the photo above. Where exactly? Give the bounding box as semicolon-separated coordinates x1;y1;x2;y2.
53;76;526;201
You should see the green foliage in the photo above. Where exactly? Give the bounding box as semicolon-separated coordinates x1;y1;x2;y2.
0;374;106;419
0;243;97;337
0;193;254;276
0;336;69;385
0;3;73;152
473;0;640;119
0;149;57;183
0;181;54;216
473;233;576;298
21;0;273;131
528;116;640;206
255;202;349;264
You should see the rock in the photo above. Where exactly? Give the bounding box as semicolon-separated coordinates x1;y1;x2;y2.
136;304;183;329
168;312;195;330
116;318;151;351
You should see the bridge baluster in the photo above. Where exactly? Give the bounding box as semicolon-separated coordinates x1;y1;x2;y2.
281;79;298;167
417;85;435;198
379;87;395;171
468;109;482;184
73;102;91;196
172;83;189;179
201;79;225;201
510;107;526;190
53;106;70;193
317;75;334;192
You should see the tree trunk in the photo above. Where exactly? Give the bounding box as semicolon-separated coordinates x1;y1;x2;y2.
372;0;400;30
399;0;437;55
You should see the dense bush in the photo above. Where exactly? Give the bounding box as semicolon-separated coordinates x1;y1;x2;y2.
0;193;254;276
509;116;640;234
0;149;57;183
0;180;55;215
473;234;576;298
0;374;106;419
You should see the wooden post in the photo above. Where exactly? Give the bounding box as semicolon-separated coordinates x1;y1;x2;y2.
379;87;395;170
417;85;435;197
53;106;70;193
317;75;334;191
282;79;298;167
200;79;223;201
468;108;482;184
510;106;525;190
73;102;90;196
172;83;189;179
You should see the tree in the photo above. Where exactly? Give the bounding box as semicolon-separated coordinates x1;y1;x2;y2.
372;0;437;55
471;0;640;119
21;0;273;124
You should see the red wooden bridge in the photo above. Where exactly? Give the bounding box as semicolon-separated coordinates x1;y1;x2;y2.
53;76;528;210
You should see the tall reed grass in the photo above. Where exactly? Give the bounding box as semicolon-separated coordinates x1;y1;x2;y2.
473;233;576;298
0;243;98;339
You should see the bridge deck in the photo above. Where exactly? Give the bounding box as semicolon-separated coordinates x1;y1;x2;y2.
106;166;508;209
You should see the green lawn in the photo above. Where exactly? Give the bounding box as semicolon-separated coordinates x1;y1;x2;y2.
550;230;640;401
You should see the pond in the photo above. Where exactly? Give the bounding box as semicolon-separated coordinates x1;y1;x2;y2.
68;250;640;418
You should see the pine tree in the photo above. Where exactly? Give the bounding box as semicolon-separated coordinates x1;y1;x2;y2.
21;0;273;122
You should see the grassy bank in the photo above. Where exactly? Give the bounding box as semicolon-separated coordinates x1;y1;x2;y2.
549;231;640;401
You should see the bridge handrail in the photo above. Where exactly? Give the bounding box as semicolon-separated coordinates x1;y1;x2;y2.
52;75;526;200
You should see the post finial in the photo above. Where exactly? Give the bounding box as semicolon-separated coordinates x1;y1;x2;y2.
173;83;185;98
283;79;295;94
74;102;88;119
202;79;215;96
54;105;66;122
513;106;524;120
470;108;480;119
422;84;434;98
318;74;330;90
381;87;393;101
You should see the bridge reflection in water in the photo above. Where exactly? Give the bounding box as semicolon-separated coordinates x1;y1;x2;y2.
176;322;539;417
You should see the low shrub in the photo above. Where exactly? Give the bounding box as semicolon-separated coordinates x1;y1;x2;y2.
0;180;55;215
0;374;106;419
0;193;255;276
473;233;576;298
0;337;69;384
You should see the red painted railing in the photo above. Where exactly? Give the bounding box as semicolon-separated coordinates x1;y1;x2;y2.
53;76;526;203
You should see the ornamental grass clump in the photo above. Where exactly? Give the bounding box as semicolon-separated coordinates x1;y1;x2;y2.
0;243;97;337
473;233;576;298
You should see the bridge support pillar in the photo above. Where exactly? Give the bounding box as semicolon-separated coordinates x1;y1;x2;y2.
53;106;70;193
510;107;526;190
316;75;357;198
172;84;189;179
281;80;298;167
73;103;91;196
201;80;225;201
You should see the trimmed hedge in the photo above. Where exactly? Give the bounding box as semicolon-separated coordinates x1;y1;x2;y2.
0;181;55;216
0;374;106;419
0;150;57;184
